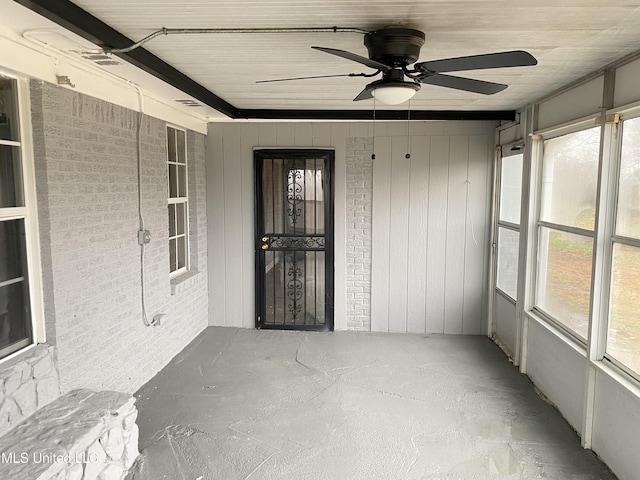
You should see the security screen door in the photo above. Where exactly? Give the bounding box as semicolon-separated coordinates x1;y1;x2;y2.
254;149;334;331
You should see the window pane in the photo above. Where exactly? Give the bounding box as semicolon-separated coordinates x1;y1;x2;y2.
176;202;185;236
607;243;640;374
167;127;176;162
496;227;519;300
168;164;178;198
168;204;176;237
616;117;640;239
499;153;523;224
540;127;600;230
176;130;186;164
169;238;177;272
536;227;593;339
0;145;24;207
0;219;32;350
0;78;20;142
0;219;28;283
177;236;186;270
178;165;187;198
0;280;32;351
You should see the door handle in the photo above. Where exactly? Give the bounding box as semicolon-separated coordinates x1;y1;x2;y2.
261;243;269;250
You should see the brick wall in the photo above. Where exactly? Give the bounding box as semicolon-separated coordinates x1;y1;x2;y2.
345;137;374;331
30;81;208;394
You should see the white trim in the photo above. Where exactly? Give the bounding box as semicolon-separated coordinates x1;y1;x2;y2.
495;287;516;305
537;220;595;238
0;277;25;288
533;114;600;139
603;354;640;386
167;125;190;276
17;76;45;345
0;140;21;147
0;343;36;367
609;100;640;119
0;208;28;219
525;309;588;356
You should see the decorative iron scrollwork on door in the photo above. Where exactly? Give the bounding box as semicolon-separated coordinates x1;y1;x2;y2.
266;236;325;249
286;168;304;226
285;252;304;320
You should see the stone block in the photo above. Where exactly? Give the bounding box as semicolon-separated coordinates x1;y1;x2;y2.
98;463;124;480
84;440;108;480
123;424;139;470
4;370;22;395
13;379;37;418
100;427;125;461
65;463;84;480
33;352;54;379
52;469;66;480
0;398;22;432
122;409;138;431
19;361;33;382
36;374;61;409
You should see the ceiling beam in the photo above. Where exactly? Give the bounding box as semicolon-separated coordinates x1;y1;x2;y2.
238;109;515;121
13;0;240;118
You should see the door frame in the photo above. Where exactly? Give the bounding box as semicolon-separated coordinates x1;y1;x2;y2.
254;148;335;331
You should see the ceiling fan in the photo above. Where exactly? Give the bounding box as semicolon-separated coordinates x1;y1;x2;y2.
258;26;537;105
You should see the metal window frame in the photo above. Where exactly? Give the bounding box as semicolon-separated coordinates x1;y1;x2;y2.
600;109;640;381
531;124;602;344
0;72;45;362
492;149;525;304
166;125;189;278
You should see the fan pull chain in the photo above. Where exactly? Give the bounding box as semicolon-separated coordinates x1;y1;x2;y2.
405;100;411;159
371;98;376;160
372;99;377;160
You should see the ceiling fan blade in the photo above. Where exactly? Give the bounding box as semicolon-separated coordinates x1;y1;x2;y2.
353;84;375;101
312;46;391;71
257;73;360;83
415;50;537;73
418;73;508;95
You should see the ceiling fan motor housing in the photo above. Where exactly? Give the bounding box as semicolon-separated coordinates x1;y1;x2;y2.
364;27;426;67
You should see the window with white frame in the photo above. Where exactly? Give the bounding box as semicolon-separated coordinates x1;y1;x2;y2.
496;150;523;300
0;76;38;359
535;126;601;340
167;126;189;276
606;115;640;375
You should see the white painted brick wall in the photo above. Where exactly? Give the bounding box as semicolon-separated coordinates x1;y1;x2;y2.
345;137;373;331
30;81;208;394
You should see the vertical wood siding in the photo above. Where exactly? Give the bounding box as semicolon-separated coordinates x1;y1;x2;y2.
370;122;494;334
207;121;494;333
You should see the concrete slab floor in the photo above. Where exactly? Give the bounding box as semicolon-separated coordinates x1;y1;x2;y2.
126;327;616;480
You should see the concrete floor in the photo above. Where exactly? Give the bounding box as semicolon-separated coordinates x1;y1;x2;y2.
127;327;616;480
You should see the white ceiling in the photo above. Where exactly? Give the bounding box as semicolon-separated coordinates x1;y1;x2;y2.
15;1;640;115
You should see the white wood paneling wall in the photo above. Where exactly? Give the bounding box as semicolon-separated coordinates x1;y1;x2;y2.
371;122;495;334
207;121;495;333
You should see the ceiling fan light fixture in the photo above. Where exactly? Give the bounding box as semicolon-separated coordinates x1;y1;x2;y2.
372;83;420;105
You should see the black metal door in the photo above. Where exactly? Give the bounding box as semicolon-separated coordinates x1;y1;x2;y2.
255;149;334;331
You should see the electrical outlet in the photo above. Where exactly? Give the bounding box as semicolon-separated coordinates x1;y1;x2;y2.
138;230;151;245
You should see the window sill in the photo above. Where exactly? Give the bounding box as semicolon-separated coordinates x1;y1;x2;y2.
170;269;203;296
0;343;49;370
524;310;587;357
